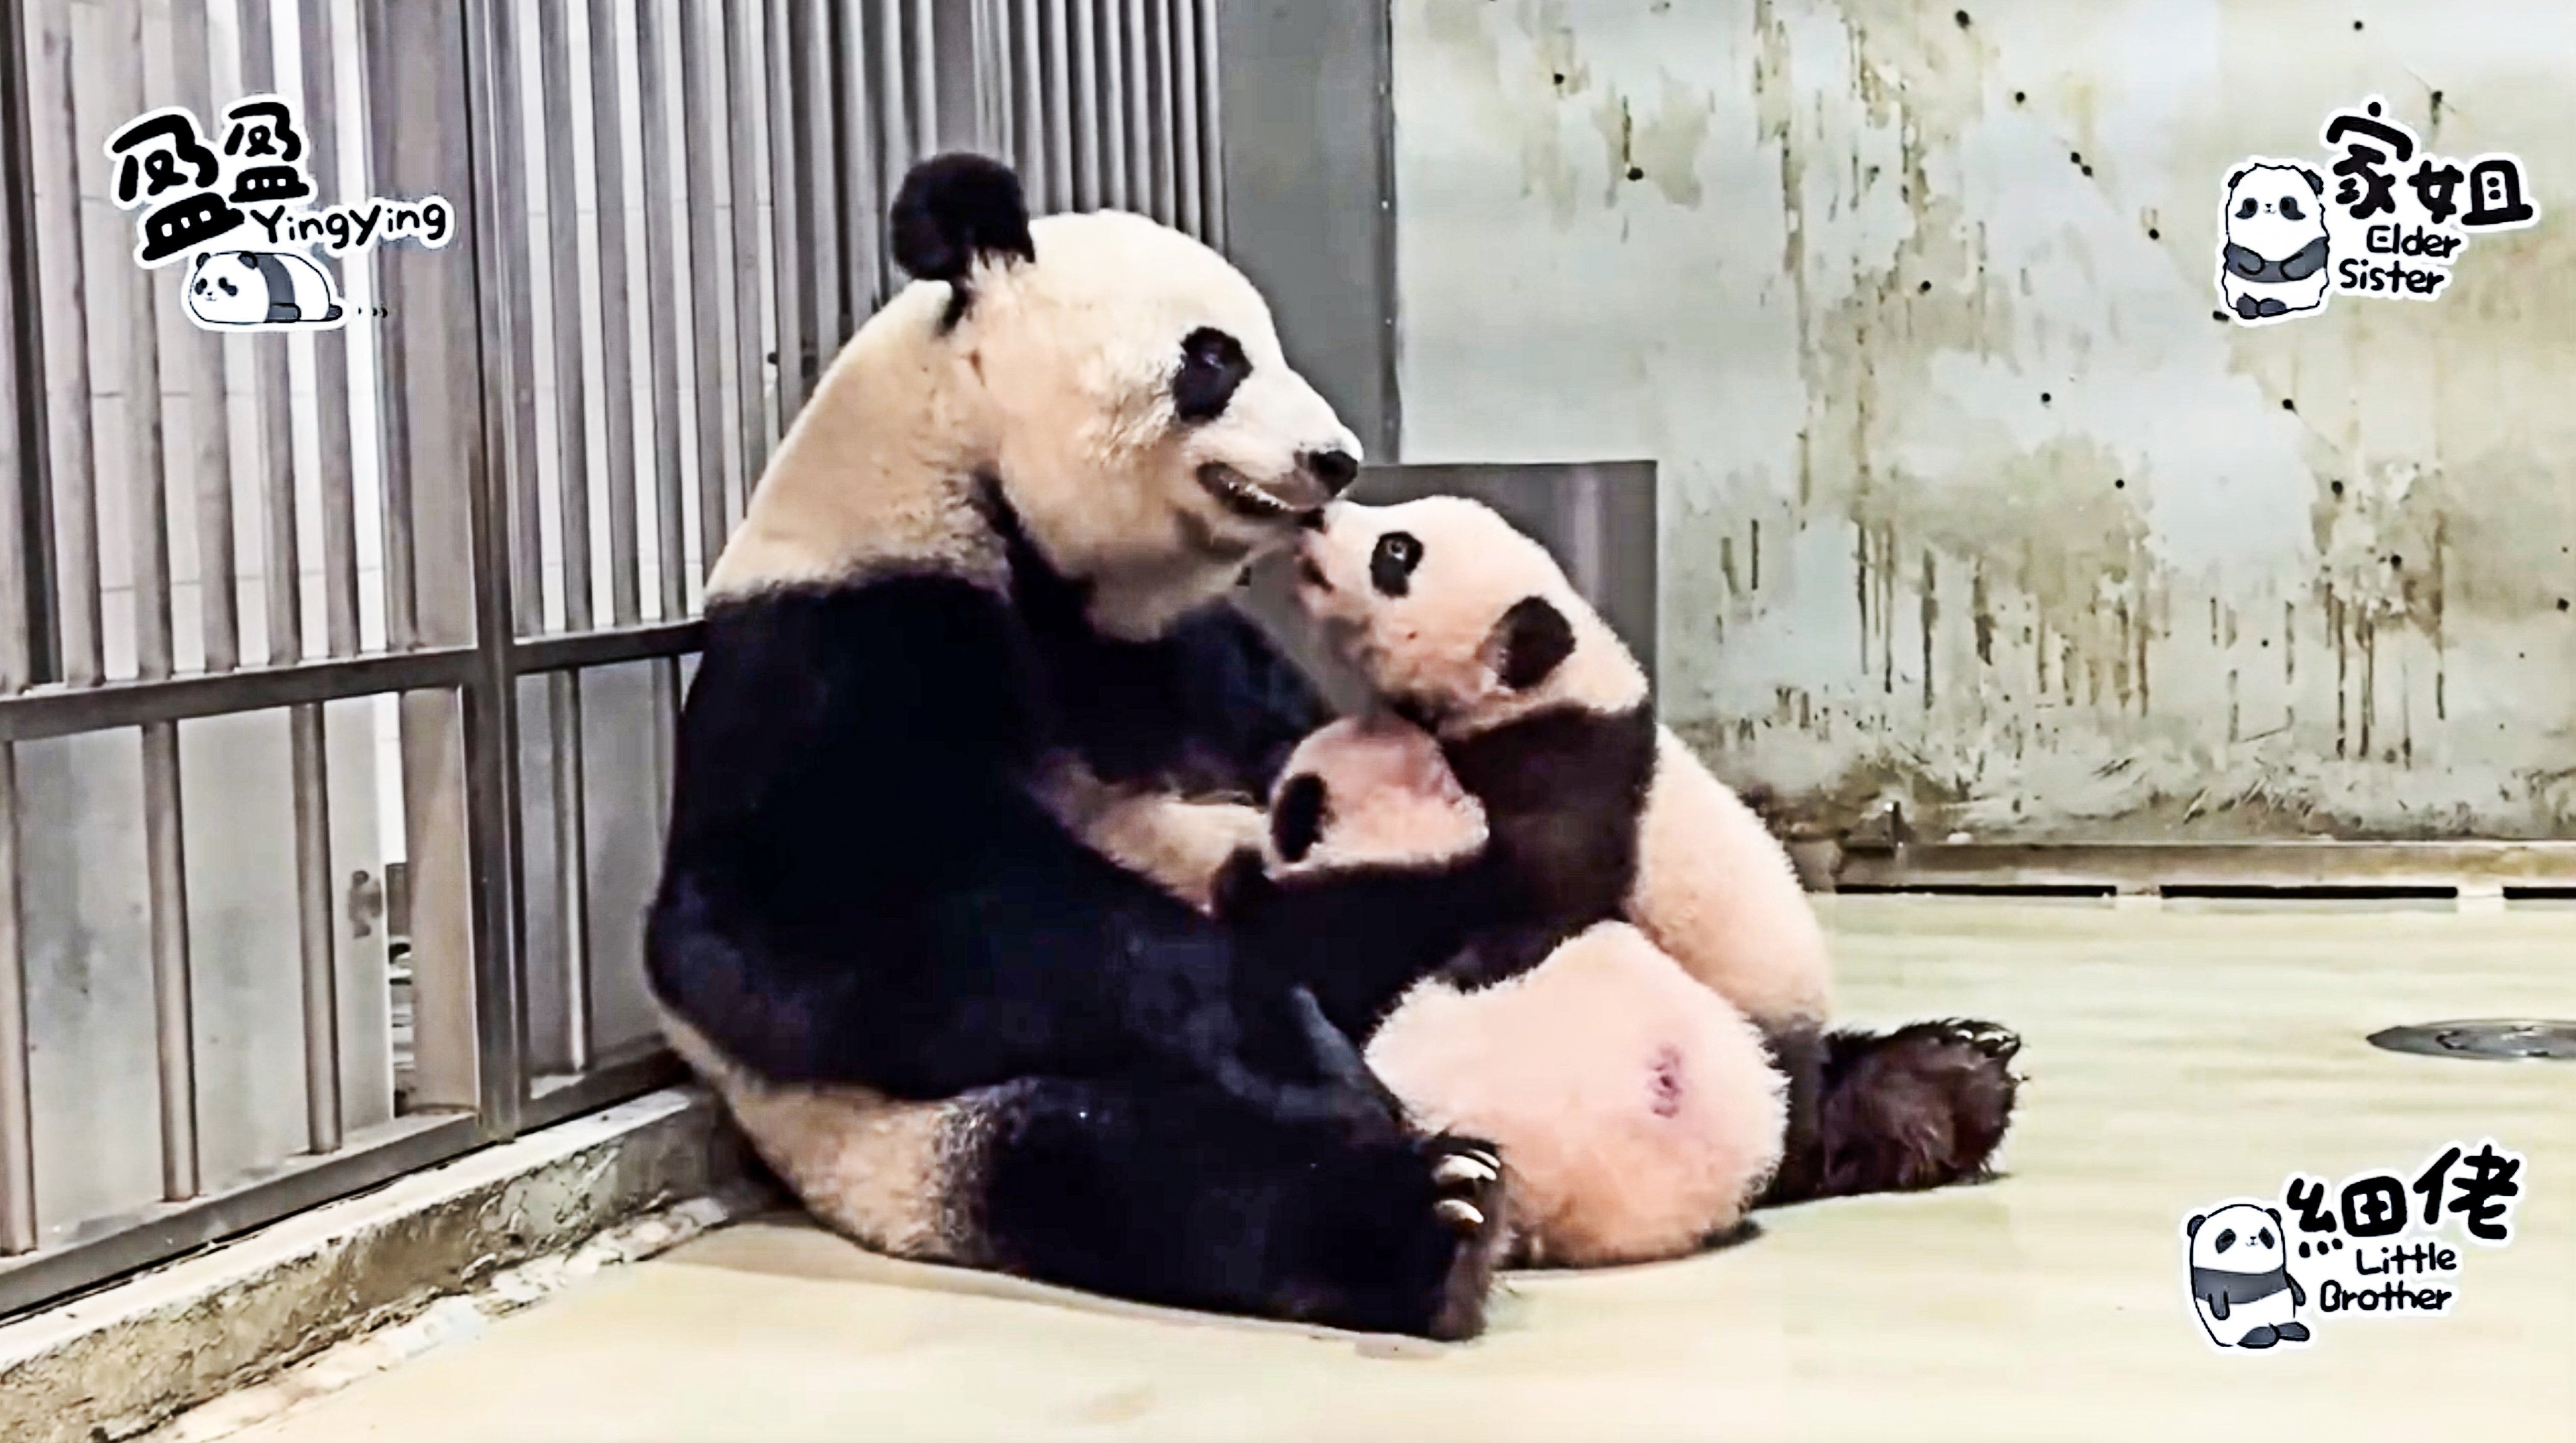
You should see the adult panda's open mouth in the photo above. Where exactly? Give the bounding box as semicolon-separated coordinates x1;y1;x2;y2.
1197;462;1321;526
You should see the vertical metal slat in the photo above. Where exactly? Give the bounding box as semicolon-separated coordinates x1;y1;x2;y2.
795;0;843;371
1171;0;1199;238
0;745;35;1253
538;0;596;634
487;0;545;639
1043;0;1072;207
636;0;688;621
304;0;362;656
110;1;177;683
548;672;591;1074
587;0;643;628
906;0;935;152
1098;0;1126;207
367;10;419;651
28;0;99;685
680;0;734;567
1194;0;1221;244
723;0;773;496
142;721;199;1202
1146;0;1172;224
170;0;240;673
291;704;341;1154
763;0;808;425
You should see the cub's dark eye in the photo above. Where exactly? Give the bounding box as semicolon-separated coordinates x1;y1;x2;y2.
1173;326;1250;423
2258;1229;2274;1247
2214;1229;2236;1252
2237;197;2258;219
2279;197;2303;221
1370;531;1423;597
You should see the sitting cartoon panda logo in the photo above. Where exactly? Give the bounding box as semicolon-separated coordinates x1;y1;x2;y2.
2218;162;2331;324
184;249;347;332
2185;1201;2312;1349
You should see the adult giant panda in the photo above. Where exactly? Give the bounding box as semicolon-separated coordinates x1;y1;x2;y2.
647;155;1509;1341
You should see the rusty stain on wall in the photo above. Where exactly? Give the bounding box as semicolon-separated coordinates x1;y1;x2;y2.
1394;0;2576;841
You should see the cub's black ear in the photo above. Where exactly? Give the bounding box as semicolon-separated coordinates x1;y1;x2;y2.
891;153;1035;284
2300;166;2324;196
1270;773;1330;864
2186;1214;2206;1238
1487;596;1575;690
2226;167;2248;190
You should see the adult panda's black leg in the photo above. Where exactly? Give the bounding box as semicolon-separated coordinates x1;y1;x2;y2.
962;1076;1510;1340
1753;1022;1828;1207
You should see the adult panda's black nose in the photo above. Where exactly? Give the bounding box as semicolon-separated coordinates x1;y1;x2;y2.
1303;448;1360;495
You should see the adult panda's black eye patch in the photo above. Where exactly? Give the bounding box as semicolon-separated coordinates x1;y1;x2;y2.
1174;328;1251;422
1369;532;1423;596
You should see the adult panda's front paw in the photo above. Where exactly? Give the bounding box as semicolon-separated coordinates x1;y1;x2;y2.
1418;1133;1512;1341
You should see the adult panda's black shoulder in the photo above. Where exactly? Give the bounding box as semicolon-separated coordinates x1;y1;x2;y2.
647;154;1511;1341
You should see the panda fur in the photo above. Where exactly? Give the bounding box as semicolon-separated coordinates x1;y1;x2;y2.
1233;716;1789;1268
648;154;1511;1341
1285;495;2024;1204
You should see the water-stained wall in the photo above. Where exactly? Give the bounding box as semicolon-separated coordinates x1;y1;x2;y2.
1393;0;2576;841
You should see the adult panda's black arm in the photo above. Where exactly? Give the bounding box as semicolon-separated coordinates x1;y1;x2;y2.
649;571;1345;1101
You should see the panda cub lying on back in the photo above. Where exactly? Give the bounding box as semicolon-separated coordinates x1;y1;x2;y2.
1227;716;1790;1267
1231;497;2023;1204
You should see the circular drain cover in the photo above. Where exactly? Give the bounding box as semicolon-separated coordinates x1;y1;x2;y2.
2368;1019;2576;1061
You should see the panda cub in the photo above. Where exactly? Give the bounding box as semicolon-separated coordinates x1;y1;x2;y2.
1231;716;1790;1268
1283;496;2022;1203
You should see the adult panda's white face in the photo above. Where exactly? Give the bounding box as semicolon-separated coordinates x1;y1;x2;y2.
905;155;1362;639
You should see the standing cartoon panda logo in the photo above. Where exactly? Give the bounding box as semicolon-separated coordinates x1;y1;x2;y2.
2185;1201;2312;1349
2218;162;2331;324
184;249;346;332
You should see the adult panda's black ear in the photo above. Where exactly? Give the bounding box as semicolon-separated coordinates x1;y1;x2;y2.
891;153;1035;285
1486;596;1575;691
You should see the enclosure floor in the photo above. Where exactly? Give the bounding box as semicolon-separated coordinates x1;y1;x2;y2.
222;897;2574;1442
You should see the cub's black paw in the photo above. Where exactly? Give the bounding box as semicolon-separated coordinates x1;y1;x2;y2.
1421;1135;1511;1342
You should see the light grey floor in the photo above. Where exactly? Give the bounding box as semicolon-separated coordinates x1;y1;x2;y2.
221;897;2576;1441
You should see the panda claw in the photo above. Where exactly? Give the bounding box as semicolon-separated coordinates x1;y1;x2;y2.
1434;1197;1484;1231
1434;1154;1497;1188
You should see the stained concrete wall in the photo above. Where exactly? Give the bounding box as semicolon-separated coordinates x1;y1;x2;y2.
1392;0;2576;841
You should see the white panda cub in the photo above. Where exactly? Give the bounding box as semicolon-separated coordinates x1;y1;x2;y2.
1287;495;2022;1204
2219;162;2331;323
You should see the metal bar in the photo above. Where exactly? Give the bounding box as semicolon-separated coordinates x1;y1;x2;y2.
679;0;733;573
27;0;97;685
0;648;475;743
1146;0;1172;224
795;0;842;363
141;722;199;1202
0;1112;479;1320
872;0;908;257
1194;0;1220;243
108;1;177;682
907;0;935;150
1099;0;1126;206
0;8;26;696
291;704;342;1154
367;8;418;652
588;0;643;628
1067;0;1096;209
155;0;241;674
303;0;362;658
538;0;596;633
1043;0;1071;206
1831;841;2576;893
547;672;590;1073
0;0;57;688
511;618;703;674
1171;0;1198;237
0;744;35;1254
519;1047;684;1133
1014;0;1043;210
233;4;313;674
763;0;808;425
485;0;544;639
636;0;689;620
724;0;774;486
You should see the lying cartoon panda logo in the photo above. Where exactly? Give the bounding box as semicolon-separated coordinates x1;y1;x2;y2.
2185;1201;2312;1349
2218;162;2331;324
184;249;347;331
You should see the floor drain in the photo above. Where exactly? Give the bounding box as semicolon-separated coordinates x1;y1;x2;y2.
2368;1020;2576;1061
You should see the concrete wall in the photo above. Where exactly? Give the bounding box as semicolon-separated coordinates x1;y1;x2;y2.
1391;0;2576;841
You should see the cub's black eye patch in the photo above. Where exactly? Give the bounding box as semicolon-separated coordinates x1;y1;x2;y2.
2237;197;2258;219
1369;532;1423;596
1174;327;1252;422
2279;197;2303;221
2214;1229;2236;1252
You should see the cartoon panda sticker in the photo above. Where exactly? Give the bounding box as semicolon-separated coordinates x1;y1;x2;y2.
2184;1200;2312;1350
183;248;346;332
2218;160;2331;324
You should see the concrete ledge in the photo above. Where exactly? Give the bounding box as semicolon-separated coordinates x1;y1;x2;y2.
0;1087;762;1443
